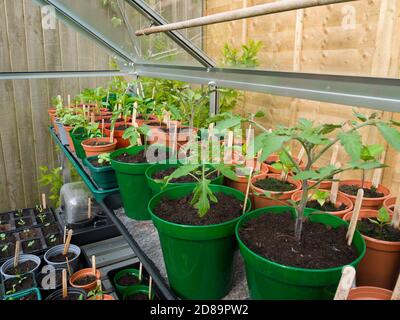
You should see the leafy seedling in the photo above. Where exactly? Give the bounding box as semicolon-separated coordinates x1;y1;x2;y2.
27;240;36;248
97;153;111;165
311;189;330;207
2;244;9;252
368;207;391;228
17;219;26;227
0;233;5;241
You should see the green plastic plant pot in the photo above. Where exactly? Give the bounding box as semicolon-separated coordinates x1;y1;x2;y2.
122;285;155;300
113;268;142;296
110;145;169;220
235;206;367;300
3;287;42;301
145;163;224;196
148;184;251;300
70;129;87;160
83;156;118;189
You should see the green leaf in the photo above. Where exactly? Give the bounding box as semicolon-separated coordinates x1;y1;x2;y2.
377;207;390;224
258;134;290;162
360;144;384;161
254;110;265;118
353;110;368;122
212;164;238;181
214;117;242;132
318;124;342;135
164;165;200;184
377;122;400;151
338;131;362;161
311;190;330;207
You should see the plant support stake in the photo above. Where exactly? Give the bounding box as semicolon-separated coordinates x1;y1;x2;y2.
346;189;364;246
13;240;20;268
148;276;153;301
139;262;143;281
333;265;356;300
42;193;47;210
63;229;73;255
135;0;357;36
92;255;96;276
330;162;341;205
243;167;254;215
62;269;68;298
392;193;400;230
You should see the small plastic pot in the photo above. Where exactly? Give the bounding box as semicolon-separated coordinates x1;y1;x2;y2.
55;119;69;145
69;268;101;292
43;244;81;273
291;190;353;218
113;268;142;295
45;287;87;300
0;254;41;280
81;138;117;158
338;180;391;210
251;173;302;209
383;196;396;214
3;287;42;300
84;156;118;189
122;285;155;300
347;286;392;300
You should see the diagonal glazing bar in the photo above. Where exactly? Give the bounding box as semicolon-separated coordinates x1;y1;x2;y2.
124;0;215;68
134;64;400;113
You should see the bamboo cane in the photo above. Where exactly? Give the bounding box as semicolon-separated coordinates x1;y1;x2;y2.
62;269;68;298
136;0;357;36
346;189;364;246
41;193;47;210
13;241;20;268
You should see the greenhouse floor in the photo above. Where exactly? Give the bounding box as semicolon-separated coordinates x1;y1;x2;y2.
115;208;249;300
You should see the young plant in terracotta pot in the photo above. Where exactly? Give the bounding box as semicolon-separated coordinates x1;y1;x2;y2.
339;144;391;209
81;120;117;158
61;113;87;152
70;257;100;292
148;149;250;299
343;207;400;290
71;122;102;160
87;280;114;300
213;110;400;300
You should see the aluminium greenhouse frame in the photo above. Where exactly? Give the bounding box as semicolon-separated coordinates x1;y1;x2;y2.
0;0;397;114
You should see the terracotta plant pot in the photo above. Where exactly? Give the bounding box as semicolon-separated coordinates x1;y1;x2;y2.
164;126;198;150
291;190;353;218
70;268;101;292
298;165;332;190
343;210;400;289
260;154;303;174
63;126;75;152
251;173;302;209
135;114;157;127
103;123;132;149
383;196;396;214
87;294;115;300
81;137;117;157
339;180;391;210
347;286;393;300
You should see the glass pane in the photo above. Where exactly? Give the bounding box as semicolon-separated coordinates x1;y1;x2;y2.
0;0;119;73
51;0;202;66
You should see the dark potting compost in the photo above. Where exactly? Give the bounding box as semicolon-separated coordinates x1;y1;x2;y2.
5;260;37;275
254;177;296;192
339;185;384;198
48;252;76;263
306;200;347;212
152;167;218;183
357;218;400;242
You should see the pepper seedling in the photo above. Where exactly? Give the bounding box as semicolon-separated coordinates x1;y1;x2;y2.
310;189;330;207
97;153;111;165
6;274;27;296
368;207;391;228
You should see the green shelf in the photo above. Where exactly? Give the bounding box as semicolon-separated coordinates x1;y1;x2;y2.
49;127;119;202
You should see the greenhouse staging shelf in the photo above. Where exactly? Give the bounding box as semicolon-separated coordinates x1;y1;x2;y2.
49;126;177;300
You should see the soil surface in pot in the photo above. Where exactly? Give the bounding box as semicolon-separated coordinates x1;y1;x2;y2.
73;274;97;286
22;239;42;253
306;200;347;212
357;218;400;242
42;223;59;236
89;157;110;168
0;243;15;259
15;217;34;228
46;233;63;247
48;252;76;263
13;210;30;219
4;273;34;294
339;185;384;198
97;118;124;124
152;167;218;183
253;177;296;192
5;260;37;275
19;228;39;240
239;212;358;269
124;292;151;300
36;213;54;224
84;140;112;147
0;214;10;224
114;124;130;131
114;149;168;164
0;232;15;244
154;193;243;226
117;274;141;286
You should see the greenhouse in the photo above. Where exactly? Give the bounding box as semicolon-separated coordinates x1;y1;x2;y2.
0;0;399;304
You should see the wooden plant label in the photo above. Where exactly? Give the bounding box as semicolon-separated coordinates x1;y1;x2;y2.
392;195;400;229
346;189;364;246
297;146;305;162
42;193;47;210
14;241;20;268
101;119;105;137
224;131;234;164
63;229;73;255
255;150;262;173
97;280;103;300
88;198;92;220
372;150;386;188
139;263;143;281
148;277;153;301
92;255;96;276
333;266;356;300
330;162;341;205
243;168;254;214
391;272;400;300
330;144;340;165
62;269;68;298
67;94;71;107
